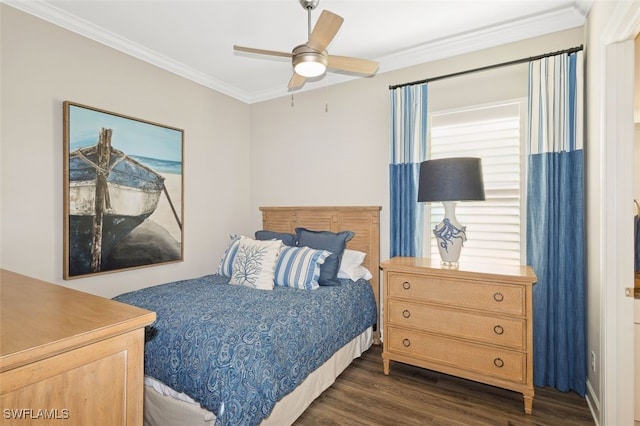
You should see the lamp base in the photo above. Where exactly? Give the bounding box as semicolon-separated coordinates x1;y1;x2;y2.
433;218;466;268
433;201;467;268
439;260;460;269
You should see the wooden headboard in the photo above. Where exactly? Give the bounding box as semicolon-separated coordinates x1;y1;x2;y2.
260;206;381;342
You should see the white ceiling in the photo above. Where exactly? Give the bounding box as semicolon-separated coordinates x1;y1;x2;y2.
6;0;591;104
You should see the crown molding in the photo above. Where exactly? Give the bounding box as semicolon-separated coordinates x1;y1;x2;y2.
377;5;587;74
3;0;589;104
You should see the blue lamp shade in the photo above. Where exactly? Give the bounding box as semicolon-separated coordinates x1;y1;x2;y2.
417;157;485;202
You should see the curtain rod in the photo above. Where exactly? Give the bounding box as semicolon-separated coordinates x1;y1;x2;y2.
388;44;583;90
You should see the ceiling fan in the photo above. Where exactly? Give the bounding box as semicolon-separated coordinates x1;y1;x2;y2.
233;0;379;90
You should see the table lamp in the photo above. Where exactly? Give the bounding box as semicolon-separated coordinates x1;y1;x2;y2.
417;157;485;268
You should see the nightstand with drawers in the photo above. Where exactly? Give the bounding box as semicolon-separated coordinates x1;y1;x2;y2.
380;257;537;414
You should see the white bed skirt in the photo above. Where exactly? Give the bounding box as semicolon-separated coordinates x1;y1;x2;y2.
143;327;373;426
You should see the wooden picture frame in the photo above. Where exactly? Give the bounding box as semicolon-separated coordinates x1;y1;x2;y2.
63;101;184;279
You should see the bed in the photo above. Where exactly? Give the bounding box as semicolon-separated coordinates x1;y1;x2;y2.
113;206;381;426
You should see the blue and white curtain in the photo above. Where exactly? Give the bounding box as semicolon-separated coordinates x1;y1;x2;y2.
526;50;585;396
389;84;428;257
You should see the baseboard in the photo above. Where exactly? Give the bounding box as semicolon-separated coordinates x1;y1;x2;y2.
585;378;600;426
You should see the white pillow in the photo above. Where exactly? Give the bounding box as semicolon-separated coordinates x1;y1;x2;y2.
338;264;373;281
337;249;372;281
340;249;366;270
229;236;282;290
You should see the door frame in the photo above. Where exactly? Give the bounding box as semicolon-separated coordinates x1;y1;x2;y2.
600;2;639;425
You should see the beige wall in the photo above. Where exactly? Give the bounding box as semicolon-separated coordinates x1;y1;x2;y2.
0;5;252;298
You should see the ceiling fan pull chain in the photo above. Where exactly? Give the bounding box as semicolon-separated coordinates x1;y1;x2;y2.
291;94;295;108
325;76;329;112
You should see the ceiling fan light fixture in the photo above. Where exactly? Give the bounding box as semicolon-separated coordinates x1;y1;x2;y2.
294;60;326;77
292;47;328;78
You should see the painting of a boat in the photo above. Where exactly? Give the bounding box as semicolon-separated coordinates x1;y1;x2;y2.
68;134;166;276
63;101;184;279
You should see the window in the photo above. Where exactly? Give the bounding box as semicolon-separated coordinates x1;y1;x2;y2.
426;100;525;266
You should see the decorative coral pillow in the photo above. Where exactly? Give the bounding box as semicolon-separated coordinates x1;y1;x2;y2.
229;236;282;290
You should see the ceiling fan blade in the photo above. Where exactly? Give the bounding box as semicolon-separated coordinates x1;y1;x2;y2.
328;55;379;76
307;10;344;52
233;45;292;59
288;73;307;90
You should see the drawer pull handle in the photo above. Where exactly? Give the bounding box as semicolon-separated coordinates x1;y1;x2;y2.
493;325;504;335
402;310;411;318
493;292;504;302
402;281;411;290
493;357;505;368
403;338;411;347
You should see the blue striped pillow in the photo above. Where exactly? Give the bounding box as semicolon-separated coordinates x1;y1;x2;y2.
274;246;331;290
217;234;240;277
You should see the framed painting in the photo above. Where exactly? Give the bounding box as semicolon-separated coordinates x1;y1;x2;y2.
63;101;184;279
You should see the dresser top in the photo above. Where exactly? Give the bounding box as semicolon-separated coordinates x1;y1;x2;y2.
380;257;537;284
0;269;156;372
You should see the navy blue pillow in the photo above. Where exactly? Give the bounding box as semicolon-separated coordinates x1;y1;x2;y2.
254;230;296;246
295;227;354;286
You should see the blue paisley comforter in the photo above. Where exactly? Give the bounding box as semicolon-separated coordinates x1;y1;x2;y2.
113;274;376;426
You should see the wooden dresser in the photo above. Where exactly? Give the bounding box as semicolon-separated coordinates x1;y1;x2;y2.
380;257;537;414
0;269;155;425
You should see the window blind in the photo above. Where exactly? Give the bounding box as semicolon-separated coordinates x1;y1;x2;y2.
427;101;524;266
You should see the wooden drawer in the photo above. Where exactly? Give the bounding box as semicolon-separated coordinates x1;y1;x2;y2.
387;326;526;383
388;272;525;316
387;299;526;349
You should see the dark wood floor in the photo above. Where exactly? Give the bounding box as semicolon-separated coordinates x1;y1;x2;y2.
295;345;594;426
